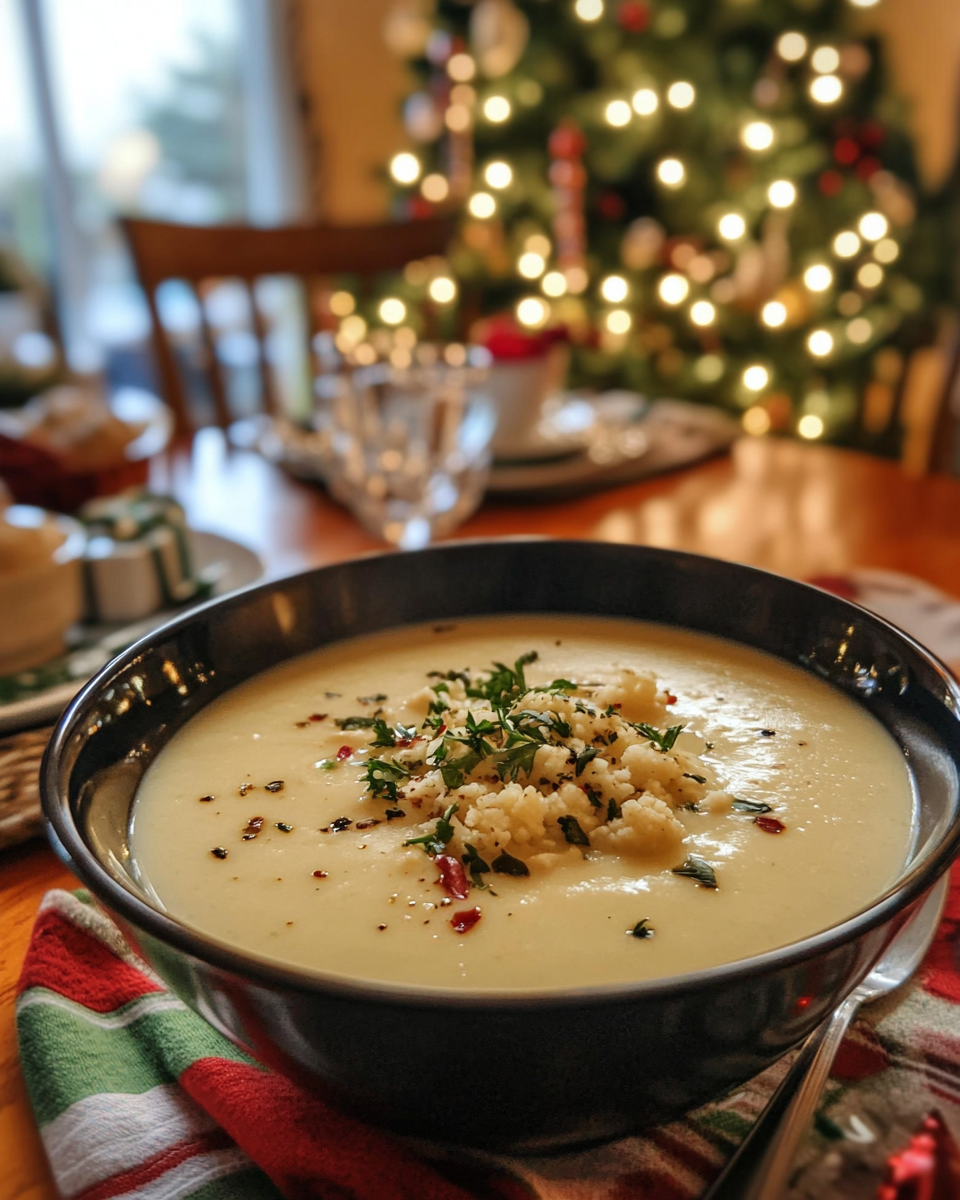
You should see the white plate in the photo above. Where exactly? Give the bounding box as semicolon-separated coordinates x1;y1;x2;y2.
493;396;600;463
0;530;263;735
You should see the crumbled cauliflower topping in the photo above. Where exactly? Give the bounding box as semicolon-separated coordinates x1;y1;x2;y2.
357;652;734;873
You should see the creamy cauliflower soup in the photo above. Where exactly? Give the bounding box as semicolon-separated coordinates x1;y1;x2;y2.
130;616;916;990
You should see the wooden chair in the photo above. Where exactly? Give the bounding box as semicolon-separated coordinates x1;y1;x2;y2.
120;215;457;435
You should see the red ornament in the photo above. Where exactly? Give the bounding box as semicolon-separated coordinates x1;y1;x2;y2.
597;191;627;220
818;169;844;197
860;119;886;148
617;0;650;32
856;156;882;181
407;195;435;220
548;121;587;161
833;137;861;166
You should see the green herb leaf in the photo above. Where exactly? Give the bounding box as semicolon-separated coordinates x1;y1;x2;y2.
461;843;491;888
362;758;410;801
403;803;459;857
607;797;622;822
633;722;684;752
672;856;718;888
492;850;530;876
575;745;600;776
335;715;378;730
585;785;602;809
427;669;471;685
547;678;577;693
438;747;483;789
358;693;388;704
369;717;397;747
731;798;774;814
496;738;539;782
629;918;654;939
683;773;707;785
558;815;591;847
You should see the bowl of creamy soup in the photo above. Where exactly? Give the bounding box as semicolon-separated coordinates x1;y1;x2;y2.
42;540;960;1152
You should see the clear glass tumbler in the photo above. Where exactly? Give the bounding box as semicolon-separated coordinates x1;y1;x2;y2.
315;347;495;550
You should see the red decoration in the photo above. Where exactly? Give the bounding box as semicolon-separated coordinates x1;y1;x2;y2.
857;156;882;181
834;137;861;166
482;316;569;361
549;120;588;271
860;119;887;148
819;169;844;197
548;121;587;161
617;0;650;32
597;191;627;220
878;1111;960;1200
407;195;435;220
450;907;482;934
435;855;470;901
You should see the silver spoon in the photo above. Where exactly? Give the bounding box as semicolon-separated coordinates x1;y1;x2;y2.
702;874;948;1200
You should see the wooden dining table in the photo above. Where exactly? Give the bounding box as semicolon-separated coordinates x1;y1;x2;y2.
5;429;960;1199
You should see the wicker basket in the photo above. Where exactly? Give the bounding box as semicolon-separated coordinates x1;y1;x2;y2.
0;725;52;850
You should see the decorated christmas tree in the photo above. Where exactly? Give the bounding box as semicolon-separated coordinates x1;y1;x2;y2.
372;0;953;450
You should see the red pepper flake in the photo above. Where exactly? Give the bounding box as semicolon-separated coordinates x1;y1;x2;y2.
355;818;381;830
264;780;284;793
450;907;482;934
312;870;328;878
211;847;228;859
336;745;353;761
310;713;327;722
242;816;264;840
199;794;215;802
666;693;677;705
436;724;447;736
755;816;786;835
435;854;470;901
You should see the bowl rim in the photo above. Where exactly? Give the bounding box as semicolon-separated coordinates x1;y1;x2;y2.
42;537;960;1009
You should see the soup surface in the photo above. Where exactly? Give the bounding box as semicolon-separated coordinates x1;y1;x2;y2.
131;615;915;991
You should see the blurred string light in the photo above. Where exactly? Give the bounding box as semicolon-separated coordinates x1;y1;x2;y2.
848;0;880;7
468;192;496;218
542;271;567;297
667;81;695;109
810;75;843;104
874;238;899;263
811;46;840;73
761;300;787;327
605;100;632;127
389;153;420;184
526;233;551;256
605;309;632;334
804;264;833;292
847;317;873;343
518;252;546;278
421;174;449;202
329;291;355;316
768;179;797;208
659;273;689;304
379;298;406;325
485;161;512;189
565;265;589;293
695;354;724;382
690;300;716;326
777;31;808;61
656;158;685;187
632;88;658;116
743;364;770;390
743;406;772;435
574;0;603;20
833;230;861;257
600;274;628;302
517;297;549;326
859;211;889;241
858;262;884;287
447;53;476;81
718;212;747;241
450;84;476;107
483;96;511;122
807;329;834;356
798;414;824;438
445;105;471;132
428;277;456;303
741;121;774;151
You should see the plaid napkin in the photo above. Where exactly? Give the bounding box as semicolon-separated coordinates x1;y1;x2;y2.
16;871;960;1200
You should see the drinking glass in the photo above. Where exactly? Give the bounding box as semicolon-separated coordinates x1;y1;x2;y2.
315;346;495;550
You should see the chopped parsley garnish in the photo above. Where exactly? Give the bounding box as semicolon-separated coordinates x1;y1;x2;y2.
363;758;410;801
575;745;600;776
558;815;591;847
731;797;774;814
461;843;491;888
547;678;577;693
633;723;684;752
607;797;622;822
403;803;459;857
585;785;603;809
683;773;706;785
466;651;538;706
427;669;471;685
358;693;388;704
492;850;530;876
672;856;718;888
369;718;417;748
335;715;379;730
629;919;654;939
496;738;540;782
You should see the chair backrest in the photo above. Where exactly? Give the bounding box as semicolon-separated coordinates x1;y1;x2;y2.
121;215;457;434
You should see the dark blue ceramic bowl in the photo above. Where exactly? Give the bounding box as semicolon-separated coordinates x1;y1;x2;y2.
41;540;960;1152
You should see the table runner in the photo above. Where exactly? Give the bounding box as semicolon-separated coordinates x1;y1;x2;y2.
16;874;960;1200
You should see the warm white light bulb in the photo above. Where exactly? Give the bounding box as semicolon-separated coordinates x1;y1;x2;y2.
517;297;548;327
518;252;546;279
542;271;567;297
483;96;511;123
743;364;770;391
565;265;589;294
574;0;603;19
690;300;716;327
605;100;632;127
485;161;513;189
600;274;628;303
810;75;843;104
428;277;457;303
447;53;476;82
718;212;747;241
846;317;873;344
807;329;834;357
811;46;840;74
656;158;685;187
798;414;824;438
804;264;833;292
742;121;774;151
421;174;449;202
632;88;658;116
605;309;632;334
761;301;787;328
445;105;472;133
329;291;355;317
390;152;421;185
667;81;695;109
379;298;406;325
658;273;689;305
468;191;496;218
777;31;808;61
768;180;797;208
833;230;861;258
848;0;880;7
743;406;772;436
525;234;551;257
874;238;899;264
859;211;889;241
857;263;884;288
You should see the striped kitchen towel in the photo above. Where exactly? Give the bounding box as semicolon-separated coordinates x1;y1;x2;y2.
17;879;960;1200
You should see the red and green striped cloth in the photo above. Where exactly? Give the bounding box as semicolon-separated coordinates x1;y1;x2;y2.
16;875;960;1200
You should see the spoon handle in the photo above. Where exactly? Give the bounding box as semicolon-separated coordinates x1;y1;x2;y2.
701;997;859;1200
